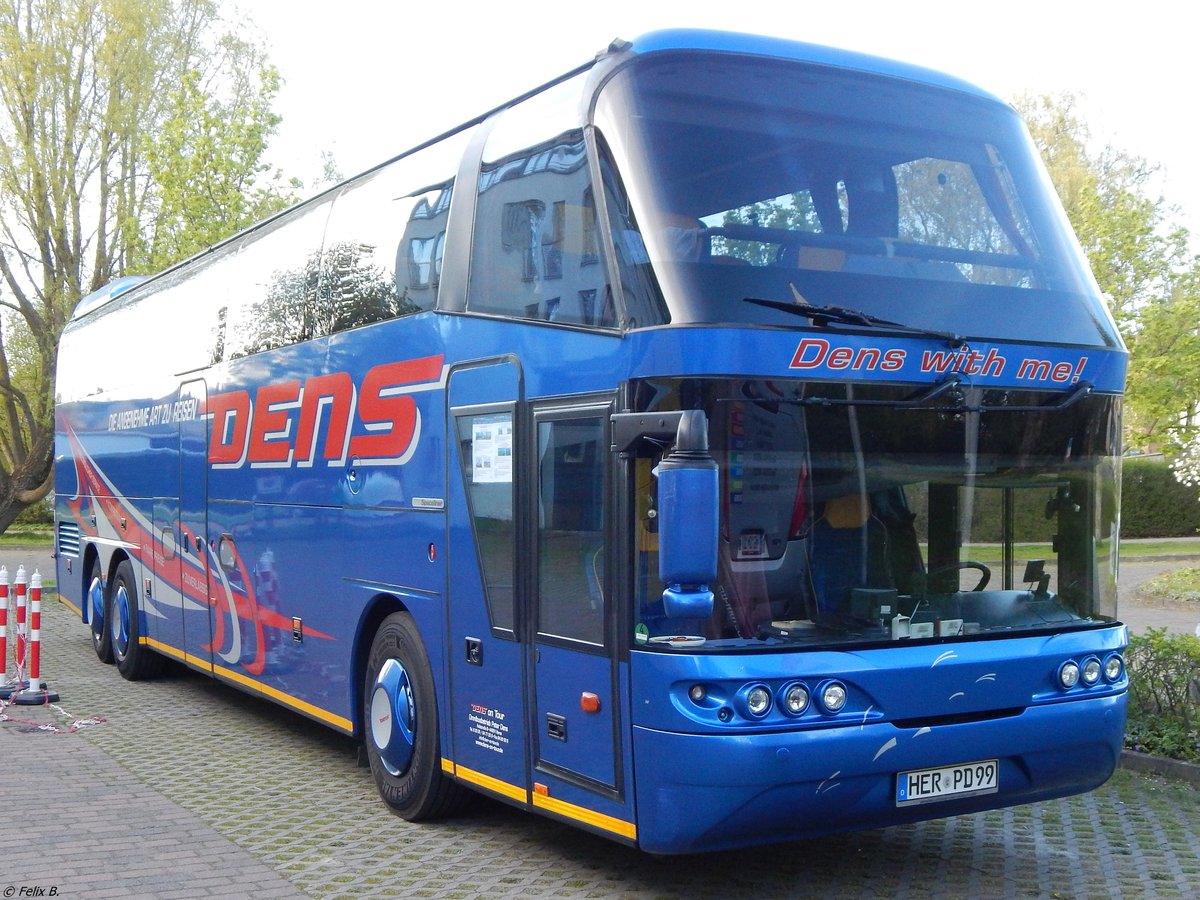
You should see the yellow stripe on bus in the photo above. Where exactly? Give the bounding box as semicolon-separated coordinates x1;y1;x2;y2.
142;636;214;672
140;636;354;732
532;792;637;840
451;762;529;803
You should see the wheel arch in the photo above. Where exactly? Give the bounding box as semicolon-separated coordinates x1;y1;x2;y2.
81;542;103;617
352;593;412;740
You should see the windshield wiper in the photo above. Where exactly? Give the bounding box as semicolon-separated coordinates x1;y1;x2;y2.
745;290;965;348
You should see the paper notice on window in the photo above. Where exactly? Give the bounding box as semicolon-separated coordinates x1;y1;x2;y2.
472;414;513;483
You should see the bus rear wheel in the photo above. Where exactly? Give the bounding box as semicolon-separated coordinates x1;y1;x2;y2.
89;556;113;664
364;611;470;820
111;560;166;681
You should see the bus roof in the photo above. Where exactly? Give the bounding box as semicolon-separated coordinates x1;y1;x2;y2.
626;29;1004;105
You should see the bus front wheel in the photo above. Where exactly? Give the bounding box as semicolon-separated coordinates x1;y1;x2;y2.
364;611;470;820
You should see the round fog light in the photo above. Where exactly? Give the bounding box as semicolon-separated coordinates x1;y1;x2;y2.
821;682;847;713
1081;658;1101;685
746;685;772;717
782;683;809;715
688;684;707;704
1104;654;1124;682
1059;660;1080;689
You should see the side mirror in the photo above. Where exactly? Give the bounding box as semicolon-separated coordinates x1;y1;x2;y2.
657;409;718;620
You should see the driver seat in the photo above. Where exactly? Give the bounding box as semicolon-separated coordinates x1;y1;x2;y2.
809;494;893;615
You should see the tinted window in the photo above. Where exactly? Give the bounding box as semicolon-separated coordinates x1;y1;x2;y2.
323;129;470;328
537;414;607;645
593;53;1118;347
457;411;516;632
468;76;616;328
222;200;334;359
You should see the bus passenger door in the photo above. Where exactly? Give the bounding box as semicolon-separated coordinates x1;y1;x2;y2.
177;379;212;670
528;404;620;797
446;362;529;805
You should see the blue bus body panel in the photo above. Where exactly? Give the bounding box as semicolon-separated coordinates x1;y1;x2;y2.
632;695;1124;854
629;627;1128;854
54;315;1126;735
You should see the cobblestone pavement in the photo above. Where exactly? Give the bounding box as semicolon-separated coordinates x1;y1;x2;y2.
0;564;1196;897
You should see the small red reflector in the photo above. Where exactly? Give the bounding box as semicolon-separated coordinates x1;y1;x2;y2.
534;783;549;796
428;543;437;562
580;692;601;713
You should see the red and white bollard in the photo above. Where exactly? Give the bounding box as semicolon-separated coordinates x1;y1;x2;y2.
0;566;8;681
0;566;60;704
13;569;59;705
0;565;23;699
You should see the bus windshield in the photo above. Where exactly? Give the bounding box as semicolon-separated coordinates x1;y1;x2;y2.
595;53;1118;347
634;380;1121;650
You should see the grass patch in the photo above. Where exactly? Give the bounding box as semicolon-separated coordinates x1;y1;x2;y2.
1142;567;1200;603
0;525;52;547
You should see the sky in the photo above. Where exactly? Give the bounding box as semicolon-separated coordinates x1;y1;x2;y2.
240;0;1197;237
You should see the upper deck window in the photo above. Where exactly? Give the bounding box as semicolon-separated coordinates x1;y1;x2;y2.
592;52;1118;347
467;75;617;329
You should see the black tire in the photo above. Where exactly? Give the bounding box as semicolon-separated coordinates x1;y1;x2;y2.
89;556;113;664
363;611;470;820
111;559;166;681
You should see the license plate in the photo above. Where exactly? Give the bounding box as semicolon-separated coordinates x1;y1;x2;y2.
737;531;767;559
896;759;998;807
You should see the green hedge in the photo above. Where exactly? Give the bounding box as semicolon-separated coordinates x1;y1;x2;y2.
1121;457;1200;538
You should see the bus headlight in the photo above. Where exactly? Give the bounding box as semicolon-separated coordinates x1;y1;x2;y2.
780;683;810;715
745;685;772;718
1081;658;1101;686
1058;660;1080;689
1104;654;1124;682
820;681;847;713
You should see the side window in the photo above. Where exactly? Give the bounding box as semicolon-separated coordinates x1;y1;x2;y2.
457;410;516;632
470;130;612;326
321;129;471;331
537;413;607;645
467;76;615;328
223;200;334;359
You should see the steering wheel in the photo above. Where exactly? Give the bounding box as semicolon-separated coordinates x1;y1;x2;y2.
927;561;991;592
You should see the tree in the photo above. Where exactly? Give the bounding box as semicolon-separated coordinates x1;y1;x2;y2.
1016;93;1200;451
232;241;416;359
1015;93;1190;325
131;37;299;272
0;0;292;531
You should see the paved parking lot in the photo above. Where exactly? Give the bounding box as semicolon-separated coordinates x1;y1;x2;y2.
0;570;1197;897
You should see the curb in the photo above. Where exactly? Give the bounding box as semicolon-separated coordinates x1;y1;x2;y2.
1132;592;1200;613
1119;749;1200;787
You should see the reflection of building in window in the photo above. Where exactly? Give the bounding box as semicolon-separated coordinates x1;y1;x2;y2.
502;200;546;282
470;133;613;327
543;201;565;279
404;187;452;291
409;236;439;288
581;187;599;267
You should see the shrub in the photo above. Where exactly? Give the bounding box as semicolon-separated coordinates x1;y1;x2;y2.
1121;457;1200;537
1123;627;1200;763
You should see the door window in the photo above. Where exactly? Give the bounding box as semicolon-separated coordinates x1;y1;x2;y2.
536;415;606;645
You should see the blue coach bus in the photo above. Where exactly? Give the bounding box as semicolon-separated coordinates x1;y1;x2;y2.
54;30;1128;853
